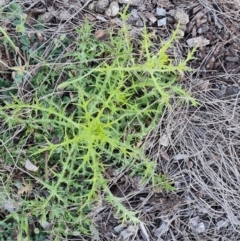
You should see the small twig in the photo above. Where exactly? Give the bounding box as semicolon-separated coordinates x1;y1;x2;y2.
44;150;49;182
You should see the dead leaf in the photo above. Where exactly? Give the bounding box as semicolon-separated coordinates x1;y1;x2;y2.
160;149;170;161
17;179;33;196
94;29;110;41
0;58;8;71
54;10;72;21
186;36;210;48
24;159;38;172
84;13;96;22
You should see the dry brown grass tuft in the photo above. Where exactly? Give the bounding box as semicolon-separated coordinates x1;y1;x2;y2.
145;74;240;240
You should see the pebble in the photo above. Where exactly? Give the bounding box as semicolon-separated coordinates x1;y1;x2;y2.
157;17;167;27
135;19;144;27
189;217;205;234
156;7;166;16
179;24;187;31
169;9;176;17
174;9;189;25
159;134;169;147
186;36;210;47
95;0;109;13
105;1;119;17
177;29;185;37
225;85;240;96
197;25;209;34
88;2;96;11
131;9;139;18
127;9;139;24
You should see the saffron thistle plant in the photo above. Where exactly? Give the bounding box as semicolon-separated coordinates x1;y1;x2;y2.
0;7;197;240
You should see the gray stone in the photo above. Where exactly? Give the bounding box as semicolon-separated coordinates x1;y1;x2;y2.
186;36;210;47
177;29;185;38
157;17;167;26
179;24;187;31
105;1;119;17
175;9;189;25
95;0;109;13
135;19;144;27
169;9;176;17
225;85;240;96
197;25;209;34
88;2;96;11
131;9;139;18
189;217;205;234
156;7;166;16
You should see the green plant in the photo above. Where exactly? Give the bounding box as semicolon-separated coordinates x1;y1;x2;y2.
0;7;197;240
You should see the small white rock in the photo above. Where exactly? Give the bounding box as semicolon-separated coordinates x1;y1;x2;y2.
24;159;38;172
159;134;169;147
95;0;109;13
131;9;139;19
105;1;119;17
189;216;205;233
186;36;210;47
156;7;166;16
169;9;176;17
175;9;189;25
177;29;185;37
157;17;167;27
196;222;205;233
